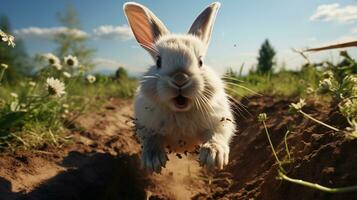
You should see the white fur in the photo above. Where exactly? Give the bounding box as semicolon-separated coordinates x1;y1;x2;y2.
124;2;235;173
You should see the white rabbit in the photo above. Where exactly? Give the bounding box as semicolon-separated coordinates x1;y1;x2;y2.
123;2;235;173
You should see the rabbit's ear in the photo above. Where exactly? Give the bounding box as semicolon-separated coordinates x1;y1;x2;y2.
123;2;169;56
188;2;220;46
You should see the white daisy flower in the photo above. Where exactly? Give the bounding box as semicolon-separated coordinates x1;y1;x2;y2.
64;55;79;67
5;35;15;47
63;71;72;78
28;81;36;87
10;92;18;98
43;53;61;69
46;77;66;97
290;98;306;111
53;63;62;70
0;30;15;47
86;75;96;83
1;63;8;69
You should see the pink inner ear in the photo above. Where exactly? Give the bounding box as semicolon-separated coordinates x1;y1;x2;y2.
188;3;220;45
126;7;156;51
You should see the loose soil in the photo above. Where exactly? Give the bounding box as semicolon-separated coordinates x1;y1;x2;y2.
0;96;356;200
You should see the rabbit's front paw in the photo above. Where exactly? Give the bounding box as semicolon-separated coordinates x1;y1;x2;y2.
141;145;168;173
199;142;229;170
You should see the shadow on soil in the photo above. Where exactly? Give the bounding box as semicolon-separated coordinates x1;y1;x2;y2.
1;152;149;200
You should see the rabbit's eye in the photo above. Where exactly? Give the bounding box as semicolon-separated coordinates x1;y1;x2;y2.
198;57;203;68
156;56;162;69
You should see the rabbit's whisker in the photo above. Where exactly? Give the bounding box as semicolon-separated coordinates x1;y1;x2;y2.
195;95;211;128
198;95;216;128
225;82;261;96
226;94;251;118
142;76;159;79
221;76;244;83
201;93;217;117
224;85;252;103
223;87;251;113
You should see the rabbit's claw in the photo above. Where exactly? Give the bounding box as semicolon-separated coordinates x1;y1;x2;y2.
141;145;168;173
199;142;229;170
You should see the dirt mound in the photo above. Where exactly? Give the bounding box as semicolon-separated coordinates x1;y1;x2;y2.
0;96;356;200
0;99;208;200
209;95;357;200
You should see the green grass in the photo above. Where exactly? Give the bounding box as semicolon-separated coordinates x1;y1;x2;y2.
0;73;137;151
224;64;321;98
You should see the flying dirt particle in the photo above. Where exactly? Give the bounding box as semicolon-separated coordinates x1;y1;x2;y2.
176;153;182;159
104;105;116;110
221;117;233;122
178;140;186;147
191;145;200;154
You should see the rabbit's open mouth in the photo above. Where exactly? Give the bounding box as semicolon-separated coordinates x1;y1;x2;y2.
173;95;189;110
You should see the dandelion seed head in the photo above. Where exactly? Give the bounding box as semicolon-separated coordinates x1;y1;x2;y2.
322;71;334;79
317;78;334;94
344;75;357;84
258;113;267;122
346;120;357;138
339;98;357;119
352;86;357;94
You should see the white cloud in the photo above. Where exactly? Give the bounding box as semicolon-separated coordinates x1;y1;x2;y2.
93;25;133;41
310;3;357;23
14;26;89;39
14;24;134;41
352;27;357;34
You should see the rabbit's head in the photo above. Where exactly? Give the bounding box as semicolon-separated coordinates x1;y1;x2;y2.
124;2;221;112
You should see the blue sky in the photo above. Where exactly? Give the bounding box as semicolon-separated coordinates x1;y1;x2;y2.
1;0;357;75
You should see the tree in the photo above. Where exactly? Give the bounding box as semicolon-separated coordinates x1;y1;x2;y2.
0;15;30;83
54;5;95;70
257;39;276;74
115;66;128;81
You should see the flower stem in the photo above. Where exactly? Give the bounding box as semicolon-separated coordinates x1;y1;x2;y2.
299;110;340;132
278;171;357;193
0;68;6;84
262;121;284;172
284;130;291;162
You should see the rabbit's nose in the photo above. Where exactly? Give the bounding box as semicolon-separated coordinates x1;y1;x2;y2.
172;72;190;87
